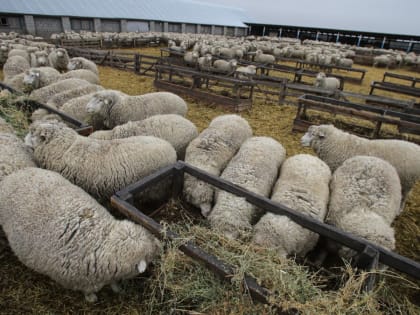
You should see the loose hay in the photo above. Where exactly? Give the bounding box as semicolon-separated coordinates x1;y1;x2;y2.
0;47;419;313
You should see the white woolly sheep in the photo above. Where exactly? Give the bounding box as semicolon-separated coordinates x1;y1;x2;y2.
0;132;37;181
327;156;401;258
0;167;160;302
67;57;99;75
208;136;286;239
48;48;70;72
4;73;26;92
3;55;30;80
23;67;61;91
337;57;353;68
25;120;177;200
29;78;92;104
89;114;198;159
255;50;276;64
183;51;199;66
212;59;238;74
252;154;331;258
46;84;104;109
86;90;188;129
60;69;100;84
183;114;253;216
314;72;340;91
301;124;420;209
235;65;257;80
7;49;30;63
198;54;212;71
30;50;50;67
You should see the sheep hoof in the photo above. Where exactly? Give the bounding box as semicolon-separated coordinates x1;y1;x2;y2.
200;203;211;217
137;260;147;273
85;292;98;303
111;282;122;293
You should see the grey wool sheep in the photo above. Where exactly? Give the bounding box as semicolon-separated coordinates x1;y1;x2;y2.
301;124;420;209
252;154;331;258
25;120;177;200
86;90;188;129
235;65;257;80
183;114;253;216
3;55;30;80
46;84;104;109
327;156;401;258
255;50;276;64
7;49;30;63
4;73;26;92
0;132;37;181
60;69;100;84
30;50;50;67
67;57;99;75
29;78;92;104
23;67;61;91
208;136;286;239
0;167;160;302
48;48;70;72
89;114;198;159
213;59;238;74
314;72;340;91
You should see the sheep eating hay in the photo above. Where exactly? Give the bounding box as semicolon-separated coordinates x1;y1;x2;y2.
0;167;160;302
183;114;253;216
25;120;177;200
252;154;331;258
301;124;420;209
67;56;99;75
86;90;188;129
208;136;286;239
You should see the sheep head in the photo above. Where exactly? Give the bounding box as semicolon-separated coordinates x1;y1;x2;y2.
301;124;334;148
25;120;67;148
35;51;49;66
86;90;122;114
23;69;41;89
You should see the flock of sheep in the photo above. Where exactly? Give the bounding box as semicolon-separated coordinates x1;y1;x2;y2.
0;33;419;302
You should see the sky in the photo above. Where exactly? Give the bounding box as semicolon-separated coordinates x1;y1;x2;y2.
201;0;420;36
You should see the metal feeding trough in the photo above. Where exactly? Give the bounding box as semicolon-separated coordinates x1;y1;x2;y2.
110;161;420;309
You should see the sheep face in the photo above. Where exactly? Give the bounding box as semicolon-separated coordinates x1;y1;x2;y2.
86;91;120;114
35;51;48;66
23;69;41;89
301;124;331;147
25;121;64;148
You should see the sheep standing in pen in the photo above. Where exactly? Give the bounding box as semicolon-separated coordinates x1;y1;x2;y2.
89;114;198;159
212;59;238;74
3;55;30;80
252;154;331;258
67;56;99;75
4;73;26;92
326;156;401;259
25;120;177;200
183;114;253;216
235;65;257;80
29;78;92;104
48;47;70;72
60;69;100;84
46;84;104;109
208;137;286;239
314;72;340;91
255;49;276;65
30;50;50;67
183;51;199;66
23;67;61;91
197;54;212;71
0;130;37;181
0;167;160;303
301;124;420;209
86;90;188;129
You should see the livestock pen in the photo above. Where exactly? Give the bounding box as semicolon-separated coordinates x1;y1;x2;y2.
0;45;419;314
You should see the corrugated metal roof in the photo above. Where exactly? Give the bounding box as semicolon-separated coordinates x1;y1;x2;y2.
0;0;248;27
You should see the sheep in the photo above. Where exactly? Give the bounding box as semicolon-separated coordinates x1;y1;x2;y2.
86;90;188;129
0;132;37;181
326;156;401;258
0;117;14;133
207;137;286;239
89;114;198;159
3;55;30;80
337;57;353;68
67;57;99;75
252;154;331;258
197;54;212;71
183;114;253;216
301;124;420;209
0;167;160;302
4;73;26;92
46;84;104;109
30;50;50;67
373;55;395;68
235;65;257;80
183;51;199;66
255;49;276;64
7;48;30;63
60;69;100;84
314;72;340;91
23;67;61;91
29;78;92;104
48;48;69;72
25;120;177;200
212;59;238;74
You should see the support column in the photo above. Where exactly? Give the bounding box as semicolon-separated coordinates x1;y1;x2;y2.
279;28;282;38
234;27;238;36
61;17;71;32
336;33;340;43
211;25;215;35
120;19;128;32
357;34;362;47
149;21;155;32
380;36;386;49
163;22;168;32
223;26;227;36
93;18;101;32
196;24;201;34
296;29;300;39
24;15;36;35
181;23;186;33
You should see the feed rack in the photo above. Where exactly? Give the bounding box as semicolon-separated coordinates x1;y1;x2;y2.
110;161;420;309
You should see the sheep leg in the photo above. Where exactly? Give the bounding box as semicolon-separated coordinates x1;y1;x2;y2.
84;292;98;303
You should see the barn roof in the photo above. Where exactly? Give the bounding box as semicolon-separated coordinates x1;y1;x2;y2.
0;0;248;27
